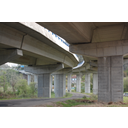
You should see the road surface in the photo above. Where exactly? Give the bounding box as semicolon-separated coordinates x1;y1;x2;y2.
0;92;88;107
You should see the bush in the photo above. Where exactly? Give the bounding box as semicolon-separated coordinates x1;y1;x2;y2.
124;77;128;92
16;79;28;95
29;82;37;95
81;82;85;93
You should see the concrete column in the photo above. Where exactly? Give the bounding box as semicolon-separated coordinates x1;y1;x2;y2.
63;74;66;96
51;75;53;92
98;56;123;102
38;73;51;98
85;73;90;93
54;74;66;97
93;73;98;95
67;73;72;92
76;73;82;92
34;75;38;88
54;75;56;93
27;74;31;85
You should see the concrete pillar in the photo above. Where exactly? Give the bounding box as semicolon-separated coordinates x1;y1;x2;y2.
67;73;72;92
27;74;31;85
63;74;66;96
93;73;98;95
54;75;56;93
34;75;38;88
98;56;123;102
38;73;51;98
51;75;53;92
76;73;82;92
54;74;66;97
24;64;64;98
85;73;90;93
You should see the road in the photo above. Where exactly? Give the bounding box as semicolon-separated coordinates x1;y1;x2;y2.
0;92;88;107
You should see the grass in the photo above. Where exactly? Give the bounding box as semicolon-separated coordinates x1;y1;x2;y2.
54;94;97;107
49;95;128;107
56;100;86;107
123;96;128;103
0;92;72;101
71;91;93;96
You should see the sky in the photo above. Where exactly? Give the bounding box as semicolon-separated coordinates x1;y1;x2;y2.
6;62;18;67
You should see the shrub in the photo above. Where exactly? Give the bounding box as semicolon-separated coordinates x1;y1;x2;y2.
16;79;28;95
29;82;37;95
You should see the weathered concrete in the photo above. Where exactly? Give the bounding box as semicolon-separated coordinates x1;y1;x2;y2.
34;75;38;88
85;73;90;93
0;49;23;65
27;74;31;85
24;64;64;98
54;74;66;97
93;73;98;95
51;75;53;92
38;73;51;98
24;64;64;74
98;55;123;102
76;73;82;92
0;23;78;68
54;75;56;93
68;73;72;92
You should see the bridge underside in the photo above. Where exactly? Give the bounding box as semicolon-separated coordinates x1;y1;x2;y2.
38;22;128;102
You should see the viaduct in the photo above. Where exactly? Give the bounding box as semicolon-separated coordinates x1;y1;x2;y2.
1;22;127;102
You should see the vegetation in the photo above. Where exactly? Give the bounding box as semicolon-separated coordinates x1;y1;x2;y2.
56;94;97;107
0;69;37;100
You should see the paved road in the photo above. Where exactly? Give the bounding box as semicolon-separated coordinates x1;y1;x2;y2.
0;93;88;107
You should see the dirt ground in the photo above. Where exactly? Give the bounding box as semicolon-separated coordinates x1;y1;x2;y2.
73;102;127;107
35;100;128;107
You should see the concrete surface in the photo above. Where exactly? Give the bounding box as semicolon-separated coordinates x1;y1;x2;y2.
54;74;65;98
76;73;82;92
98;56;123;102
85;73;90;93
93;73;98;95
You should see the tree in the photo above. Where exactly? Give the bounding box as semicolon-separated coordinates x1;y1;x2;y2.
0;71;8;93
6;69;23;93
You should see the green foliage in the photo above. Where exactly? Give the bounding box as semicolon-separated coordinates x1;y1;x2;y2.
81;82;85;93
124;77;128;92
83;94;97;101
90;73;93;93
16;79;28;95
56;100;82;107
6;69;23;93
0;71;8;93
64;93;72;98
74;87;76;92
29;82;37;95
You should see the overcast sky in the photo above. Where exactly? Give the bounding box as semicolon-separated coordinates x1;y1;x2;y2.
6;62;18;67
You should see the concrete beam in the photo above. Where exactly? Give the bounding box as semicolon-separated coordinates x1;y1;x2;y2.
37;22;93;43
0;49;23;65
70;39;128;57
24;63;64;74
52;68;72;75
